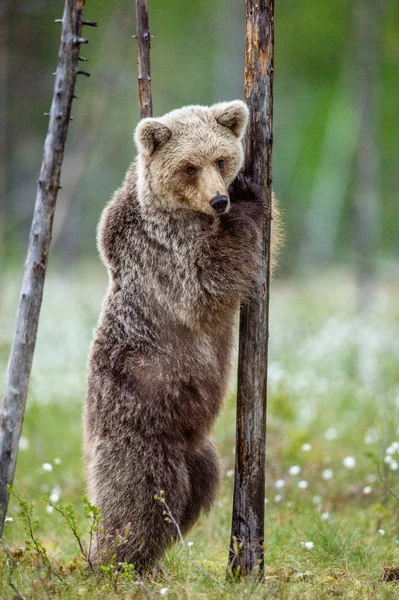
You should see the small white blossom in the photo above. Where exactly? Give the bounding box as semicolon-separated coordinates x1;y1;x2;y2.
275;479;285;489
160;588;169;596
343;456;356;469
42;463;53;472
4;517;13;523
363;486;372;495
50;492;60;503
46;506;54;514
387;442;399;455
298;480;308;489
378;529;385;536
301;443;312;452
19;437;29;451
264;498;269;504
274;494;282;503
321;512;329;521
391;460;399;471
300;541;314;550
187;541;194;548
384;455;393;464
324;428;338;441
226;469;234;478
322;469;334;480
53;458;62;465
289;465;301;476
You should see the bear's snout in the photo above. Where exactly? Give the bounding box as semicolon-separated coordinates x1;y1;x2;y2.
210;195;229;214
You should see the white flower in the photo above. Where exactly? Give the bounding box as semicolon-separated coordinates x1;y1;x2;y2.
343;456;356;469
391;460;399;471
42;463;53;472
4;517;13;523
300;541;314;550
46;506;54;514
363;486;372;495
226;469;234;478
378;529;385;536
264;498;269;504
160;588;169;596
274;494;282;503
53;457;62;465
301;443;312;452
298;480;308;489
187;541;194;548
322;469;334;480
19;437;29;451
275;479;285;489
289;465;301;476
50;491;60;503
324;428;338;441
321;512;329;521
387;442;399;455
384;455;393;464
312;495;322;505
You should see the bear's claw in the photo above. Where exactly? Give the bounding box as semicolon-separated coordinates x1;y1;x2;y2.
228;174;263;205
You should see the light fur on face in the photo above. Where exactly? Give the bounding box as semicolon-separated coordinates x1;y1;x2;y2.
134;101;249;215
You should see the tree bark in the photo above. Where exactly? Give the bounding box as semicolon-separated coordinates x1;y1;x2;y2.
135;0;152;119
229;0;274;579
0;0;90;534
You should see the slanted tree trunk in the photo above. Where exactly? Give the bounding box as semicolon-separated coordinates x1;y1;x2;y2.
228;0;274;579
0;0;92;534
135;0;152;119
353;0;381;312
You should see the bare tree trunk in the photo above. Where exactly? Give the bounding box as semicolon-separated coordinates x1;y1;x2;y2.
0;0;92;534
353;0;381;312
228;0;274;579
135;0;152;119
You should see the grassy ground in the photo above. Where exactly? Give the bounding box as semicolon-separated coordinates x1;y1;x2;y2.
1;264;399;598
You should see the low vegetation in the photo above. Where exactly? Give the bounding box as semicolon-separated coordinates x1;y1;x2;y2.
1;265;399;599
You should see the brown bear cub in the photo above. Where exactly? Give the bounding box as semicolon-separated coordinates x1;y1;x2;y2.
84;101;280;571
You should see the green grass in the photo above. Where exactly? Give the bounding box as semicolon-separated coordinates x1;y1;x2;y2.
1;265;399;598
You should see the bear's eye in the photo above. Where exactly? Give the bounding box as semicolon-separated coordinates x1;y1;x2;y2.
186;165;197;176
216;158;225;169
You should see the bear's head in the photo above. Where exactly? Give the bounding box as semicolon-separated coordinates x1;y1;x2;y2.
134;101;249;216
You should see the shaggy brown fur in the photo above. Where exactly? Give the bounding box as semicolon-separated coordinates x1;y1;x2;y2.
84;101;280;571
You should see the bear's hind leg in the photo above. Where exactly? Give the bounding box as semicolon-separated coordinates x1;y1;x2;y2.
180;439;220;534
87;436;190;572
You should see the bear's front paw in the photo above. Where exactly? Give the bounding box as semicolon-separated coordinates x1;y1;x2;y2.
228;174;264;206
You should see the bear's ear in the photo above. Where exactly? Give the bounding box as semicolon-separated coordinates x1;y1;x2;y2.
134;119;172;156
211;100;249;139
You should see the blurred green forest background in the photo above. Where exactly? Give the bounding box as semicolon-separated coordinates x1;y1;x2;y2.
0;0;398;274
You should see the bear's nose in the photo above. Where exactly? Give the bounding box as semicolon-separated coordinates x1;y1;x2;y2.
210;195;228;214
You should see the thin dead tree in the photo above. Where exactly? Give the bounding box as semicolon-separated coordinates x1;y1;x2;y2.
0;0;95;534
135;0;152;119
229;0;274;579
